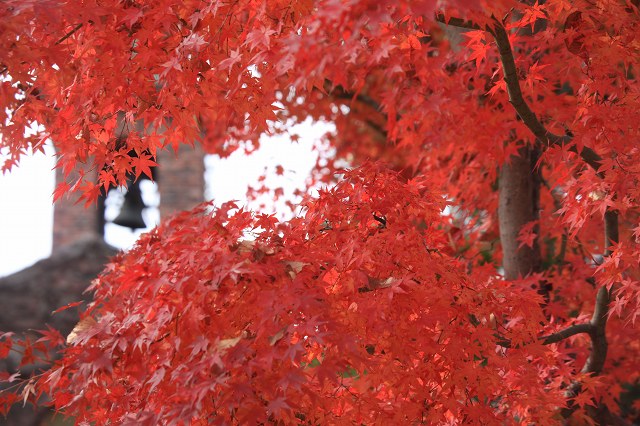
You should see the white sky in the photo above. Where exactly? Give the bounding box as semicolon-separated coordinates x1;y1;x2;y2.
0;119;333;277
0;145;56;277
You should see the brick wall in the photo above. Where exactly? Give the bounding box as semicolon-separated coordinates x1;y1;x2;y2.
157;144;205;218
52;167;102;250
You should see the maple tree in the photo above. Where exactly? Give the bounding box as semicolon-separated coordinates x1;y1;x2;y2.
1;0;640;424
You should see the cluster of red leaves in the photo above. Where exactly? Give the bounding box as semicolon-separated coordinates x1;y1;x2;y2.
3;165;572;424
2;0;640;423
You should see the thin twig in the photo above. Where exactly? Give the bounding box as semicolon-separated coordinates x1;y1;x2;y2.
55;23;83;45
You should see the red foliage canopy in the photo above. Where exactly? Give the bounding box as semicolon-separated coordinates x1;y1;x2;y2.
1;0;639;424
37;166;566;424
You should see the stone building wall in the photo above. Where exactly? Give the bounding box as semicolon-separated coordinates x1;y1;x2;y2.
157;144;206;219
52;167;102;250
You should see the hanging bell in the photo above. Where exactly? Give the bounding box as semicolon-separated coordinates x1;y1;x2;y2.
112;180;147;230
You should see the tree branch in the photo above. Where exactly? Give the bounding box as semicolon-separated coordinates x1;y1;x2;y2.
434;13;604;177
323;79;397;138
492;24;562;143
434;12;482;30
580;209;618;374
490;22;605;177
323;79;401;121
540;323;593;345
496;322;593;348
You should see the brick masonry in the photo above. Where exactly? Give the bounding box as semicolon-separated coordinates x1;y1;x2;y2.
157;144;206;219
52;167;101;250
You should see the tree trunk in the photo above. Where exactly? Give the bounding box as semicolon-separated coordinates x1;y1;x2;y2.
498;146;542;283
